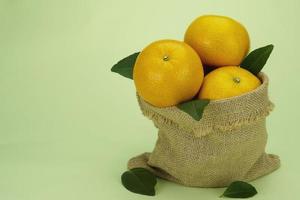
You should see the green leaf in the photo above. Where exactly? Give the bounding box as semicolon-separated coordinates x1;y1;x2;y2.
121;168;157;196
240;44;274;75
220;181;257;198
177;99;210;121
111;52;140;79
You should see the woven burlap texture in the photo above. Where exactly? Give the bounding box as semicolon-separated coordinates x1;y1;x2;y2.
128;73;280;187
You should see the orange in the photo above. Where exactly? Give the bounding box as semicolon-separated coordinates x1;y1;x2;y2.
184;15;250;67
198;66;261;100
133;39;204;107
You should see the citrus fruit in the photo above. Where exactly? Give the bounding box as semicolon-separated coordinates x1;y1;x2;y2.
184;15;250;67
133;39;204;107
198;66;261;100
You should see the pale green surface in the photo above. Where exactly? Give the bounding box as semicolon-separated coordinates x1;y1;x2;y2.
0;0;299;199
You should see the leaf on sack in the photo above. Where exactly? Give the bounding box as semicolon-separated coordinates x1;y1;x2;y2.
240;44;274;75
220;181;257;198
111;52;140;79
177;99;210;121
121;168;157;196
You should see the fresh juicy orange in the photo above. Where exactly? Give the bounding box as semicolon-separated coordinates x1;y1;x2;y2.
198;66;261;100
133;40;204;107
184;15;250;67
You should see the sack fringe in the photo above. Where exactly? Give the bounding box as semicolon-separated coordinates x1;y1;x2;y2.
201;101;274;133
140;101;274;137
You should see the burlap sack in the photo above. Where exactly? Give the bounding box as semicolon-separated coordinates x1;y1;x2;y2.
128;73;280;187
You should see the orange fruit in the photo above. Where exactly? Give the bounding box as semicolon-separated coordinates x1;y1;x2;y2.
133;39;204;107
184;15;250;67
198;66;261;100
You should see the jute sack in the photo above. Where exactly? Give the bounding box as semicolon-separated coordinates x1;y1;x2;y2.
128;73;280;187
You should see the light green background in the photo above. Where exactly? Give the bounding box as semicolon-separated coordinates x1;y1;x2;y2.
0;0;299;199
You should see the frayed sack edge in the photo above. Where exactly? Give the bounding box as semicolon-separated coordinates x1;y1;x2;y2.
139;100;274;137
136;73;274;137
